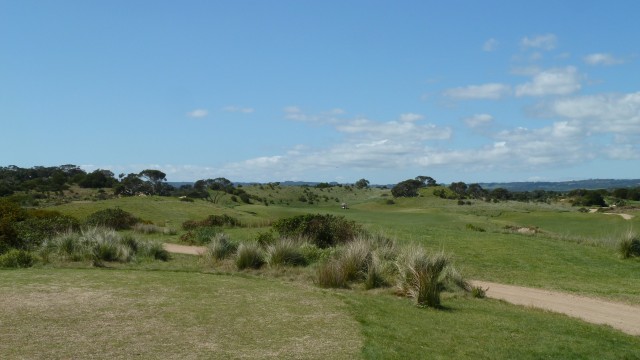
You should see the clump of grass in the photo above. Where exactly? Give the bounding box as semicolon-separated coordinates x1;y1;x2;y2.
618;231;640;259
0;249;34;268
316;260;348;288
138;240;171;261
206;233;237;261
266;239;308;267
395;247;465;308
364;254;387;290
316;235;393;289
235;242;265;270
339;239;372;282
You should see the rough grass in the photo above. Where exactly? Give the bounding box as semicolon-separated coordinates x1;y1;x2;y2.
0;269;363;359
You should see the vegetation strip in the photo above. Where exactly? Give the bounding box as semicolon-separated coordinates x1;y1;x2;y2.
473;280;640;336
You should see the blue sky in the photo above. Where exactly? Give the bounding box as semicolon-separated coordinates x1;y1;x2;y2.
2;1;639;183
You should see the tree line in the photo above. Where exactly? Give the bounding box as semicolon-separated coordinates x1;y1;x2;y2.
391;176;640;207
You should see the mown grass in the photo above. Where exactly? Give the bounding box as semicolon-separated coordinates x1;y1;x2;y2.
346;291;640;359
0;268;362;360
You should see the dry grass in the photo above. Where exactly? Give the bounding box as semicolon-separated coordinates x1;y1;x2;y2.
0;269;363;359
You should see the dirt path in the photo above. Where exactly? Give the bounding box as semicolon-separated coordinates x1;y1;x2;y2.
163;243;206;255
472;281;640;336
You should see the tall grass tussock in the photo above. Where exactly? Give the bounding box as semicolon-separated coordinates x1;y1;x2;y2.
265;238;308;267
395;247;468;308
205;233;238;261
40;227;169;264
618;231;640;259
235;242;265;270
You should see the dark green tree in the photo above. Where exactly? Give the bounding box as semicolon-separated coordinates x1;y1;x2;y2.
355;178;370;189
391;179;424;197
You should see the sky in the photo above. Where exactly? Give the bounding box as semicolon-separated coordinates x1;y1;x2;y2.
1;1;639;184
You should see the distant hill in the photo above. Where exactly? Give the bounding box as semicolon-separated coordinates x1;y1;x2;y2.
478;179;640;192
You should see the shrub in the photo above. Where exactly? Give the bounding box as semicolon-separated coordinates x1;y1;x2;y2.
266;239;308;267
13;214;80;249
206;233;237;260
471;286;487;299
395;248;460;308
299;242;333;264
618;232;640;259
85;208;139;230
272;214;361;248
182;214;241;230
0;249;34;268
180;226;221;245
465;223;486;232
235;243;265;270
256;230;276;247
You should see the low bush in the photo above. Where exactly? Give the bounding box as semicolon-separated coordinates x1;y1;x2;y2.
256;230;276;246
182;214;242;230
0;249;34;268
235;243;265;270
180;226;221;245
272;213;362;248
465;223;486;232
85;208;139;230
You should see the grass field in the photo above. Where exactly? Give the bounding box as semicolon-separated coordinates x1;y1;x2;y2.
3;185;639;358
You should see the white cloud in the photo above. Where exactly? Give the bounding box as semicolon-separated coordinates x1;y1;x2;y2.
483;38;498;52
399;113;424;122
284;106;345;123
464;114;493;128
186;109;208;118
336;117;451;141
515;66;581;97
444;83;511;100
549;92;640;133
223;106;255;113
521;34;557;50
583;53;624;66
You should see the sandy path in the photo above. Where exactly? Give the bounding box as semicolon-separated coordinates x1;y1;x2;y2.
163;243;207;255
472;281;640;336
